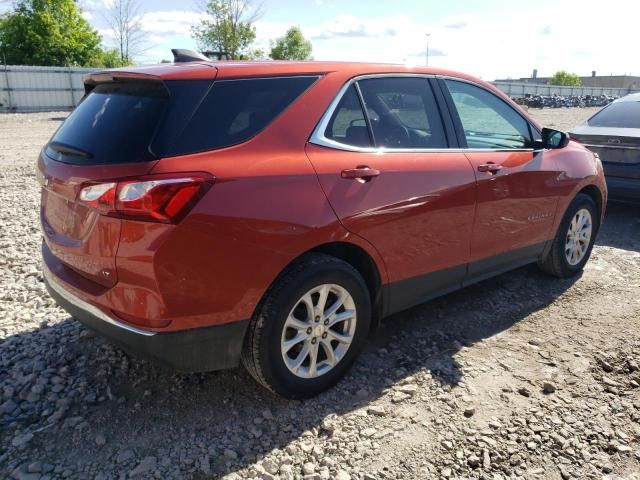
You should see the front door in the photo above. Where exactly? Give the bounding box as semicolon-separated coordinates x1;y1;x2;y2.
306;76;477;314
440;79;561;281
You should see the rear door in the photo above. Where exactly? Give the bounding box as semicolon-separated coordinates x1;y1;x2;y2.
439;78;561;280
306;76;477;314
39;80;173;287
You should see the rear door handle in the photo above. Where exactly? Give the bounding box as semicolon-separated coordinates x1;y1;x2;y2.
341;166;381;181
477;163;503;173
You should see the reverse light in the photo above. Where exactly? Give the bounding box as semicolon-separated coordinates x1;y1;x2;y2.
78;182;117;211
78;173;213;223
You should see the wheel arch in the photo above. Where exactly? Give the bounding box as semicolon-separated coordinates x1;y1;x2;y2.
310;242;383;321
253;241;386;331
577;184;604;225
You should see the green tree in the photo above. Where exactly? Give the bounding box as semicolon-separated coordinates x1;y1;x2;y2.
549;71;582;86
0;0;105;66
87;48;134;68
269;26;312;60
192;0;261;60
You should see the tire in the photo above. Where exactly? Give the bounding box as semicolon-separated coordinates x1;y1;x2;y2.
539;193;599;278
241;253;371;399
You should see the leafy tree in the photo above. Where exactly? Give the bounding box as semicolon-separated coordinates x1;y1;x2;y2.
248;47;265;60
192;0;261;60
0;0;104;66
549;71;582;86
87;48;134;68
270;26;312;60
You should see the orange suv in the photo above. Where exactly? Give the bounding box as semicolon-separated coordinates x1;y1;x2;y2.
40;57;607;398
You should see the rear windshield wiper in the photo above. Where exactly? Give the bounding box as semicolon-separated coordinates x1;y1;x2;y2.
48;142;94;159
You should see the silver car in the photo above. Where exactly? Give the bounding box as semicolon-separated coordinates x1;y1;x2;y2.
570;93;640;201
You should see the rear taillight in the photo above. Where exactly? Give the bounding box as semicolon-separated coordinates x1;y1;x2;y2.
78;173;213;223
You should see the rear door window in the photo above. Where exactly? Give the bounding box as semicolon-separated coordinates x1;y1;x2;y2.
357;77;447;149
588;101;640;128
324;85;372;148
166;76;319;156
47;82;168;165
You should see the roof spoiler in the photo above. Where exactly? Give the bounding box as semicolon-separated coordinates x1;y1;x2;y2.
172;49;210;63
83;71;164;94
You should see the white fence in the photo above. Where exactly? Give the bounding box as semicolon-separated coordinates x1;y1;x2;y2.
1;65;94;112
3;65;640;112
492;81;639;98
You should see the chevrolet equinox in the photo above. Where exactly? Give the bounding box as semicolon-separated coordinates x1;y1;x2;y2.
40;59;607;398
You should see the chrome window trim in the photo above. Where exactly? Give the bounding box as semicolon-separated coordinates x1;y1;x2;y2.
215;74;322;83
43;263;157;337
309;73;539;154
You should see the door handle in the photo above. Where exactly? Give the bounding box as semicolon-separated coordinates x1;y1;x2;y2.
477;163;503;173
341;166;381;181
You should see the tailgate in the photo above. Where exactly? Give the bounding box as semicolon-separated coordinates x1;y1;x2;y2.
38;77;173;287
38;153;155;287
39;70;217;287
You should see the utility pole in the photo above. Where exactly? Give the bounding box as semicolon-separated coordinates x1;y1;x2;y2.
425;33;431;67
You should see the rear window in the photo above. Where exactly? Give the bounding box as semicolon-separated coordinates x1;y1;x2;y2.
47;82;167;165
588;101;640;129
47;76;318;165
165;76;319;156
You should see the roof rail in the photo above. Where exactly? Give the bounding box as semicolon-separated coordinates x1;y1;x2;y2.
172;49;210;63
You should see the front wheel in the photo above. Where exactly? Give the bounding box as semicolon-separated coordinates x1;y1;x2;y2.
539;193;599;278
242;254;371;399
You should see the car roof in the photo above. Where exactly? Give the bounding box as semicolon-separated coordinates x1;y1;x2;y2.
617;92;640;102
93;60;483;83
85;60;539;129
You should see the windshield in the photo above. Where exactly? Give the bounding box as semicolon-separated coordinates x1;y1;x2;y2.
588;101;640;129
47;82;168;165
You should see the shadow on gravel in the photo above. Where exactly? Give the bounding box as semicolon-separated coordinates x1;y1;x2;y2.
10;195;639;478
2;262;582;478
596;201;640;253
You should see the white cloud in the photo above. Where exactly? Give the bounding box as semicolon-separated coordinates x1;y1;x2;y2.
306;15;403;40
99;1;639;78
252;4;639;80
139;10;204;35
97;27;115;40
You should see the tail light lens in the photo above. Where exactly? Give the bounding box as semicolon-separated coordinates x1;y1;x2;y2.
78;173;213;223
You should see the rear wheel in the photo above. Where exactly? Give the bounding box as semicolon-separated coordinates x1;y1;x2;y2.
242;253;371;398
539;193;599;278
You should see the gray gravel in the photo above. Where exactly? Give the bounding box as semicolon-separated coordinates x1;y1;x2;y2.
1;110;639;479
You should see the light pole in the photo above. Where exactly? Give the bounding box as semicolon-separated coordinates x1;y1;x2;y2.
425;33;431;67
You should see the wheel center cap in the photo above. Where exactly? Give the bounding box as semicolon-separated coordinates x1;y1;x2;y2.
314;325;324;336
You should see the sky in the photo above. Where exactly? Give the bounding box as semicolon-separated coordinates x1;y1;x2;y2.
34;0;640;79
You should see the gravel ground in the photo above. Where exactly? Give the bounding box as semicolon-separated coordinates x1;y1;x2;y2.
1;108;639;480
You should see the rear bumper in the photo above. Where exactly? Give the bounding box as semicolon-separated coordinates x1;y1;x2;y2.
43;262;249;372
606;176;640;202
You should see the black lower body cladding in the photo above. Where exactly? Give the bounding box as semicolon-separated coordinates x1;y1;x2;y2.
44;273;249;372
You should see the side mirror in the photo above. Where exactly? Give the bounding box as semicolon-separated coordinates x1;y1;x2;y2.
540;127;570;149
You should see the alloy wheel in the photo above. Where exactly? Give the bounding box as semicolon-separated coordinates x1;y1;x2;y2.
565;208;593;266
280;284;357;379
